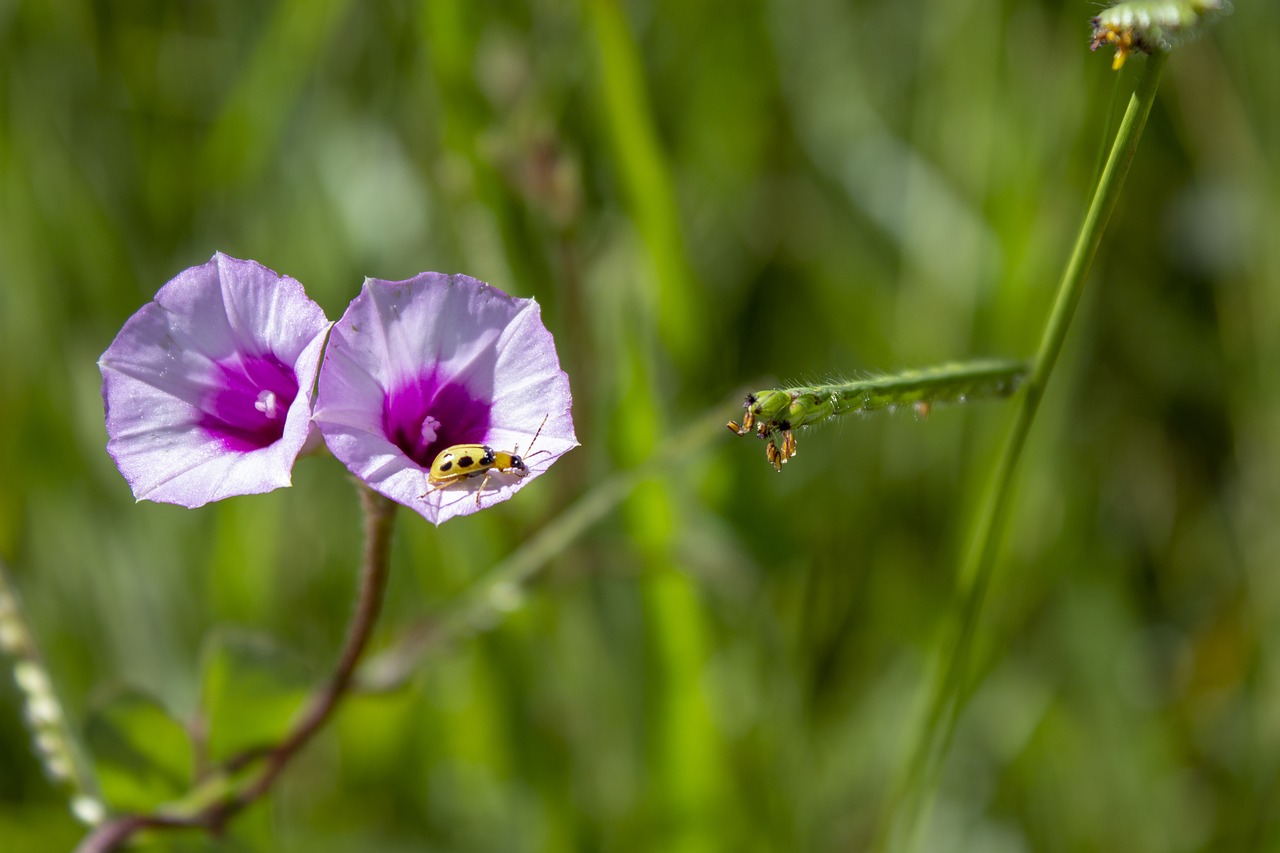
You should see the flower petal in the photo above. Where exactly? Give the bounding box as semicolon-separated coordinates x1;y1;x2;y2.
99;254;331;508
314;273;576;524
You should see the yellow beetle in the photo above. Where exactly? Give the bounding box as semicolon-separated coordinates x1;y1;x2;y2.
425;415;549;505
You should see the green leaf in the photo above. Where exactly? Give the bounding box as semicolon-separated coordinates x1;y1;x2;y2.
83;687;191;812
199;629;314;764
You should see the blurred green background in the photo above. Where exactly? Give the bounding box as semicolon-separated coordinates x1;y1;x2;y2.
2;1;1277;850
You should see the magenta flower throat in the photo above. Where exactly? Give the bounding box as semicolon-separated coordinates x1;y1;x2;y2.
381;373;491;469
201;353;303;452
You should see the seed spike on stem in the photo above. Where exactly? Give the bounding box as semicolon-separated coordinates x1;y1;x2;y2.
727;359;1027;472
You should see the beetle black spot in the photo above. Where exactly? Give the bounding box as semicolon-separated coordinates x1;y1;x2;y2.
480;447;496;466
459;455;475;468
439;459;453;472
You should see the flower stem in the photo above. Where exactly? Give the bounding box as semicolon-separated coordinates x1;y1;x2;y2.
228;485;396;806
877;50;1169;853
76;485;398;852
356;401;733;692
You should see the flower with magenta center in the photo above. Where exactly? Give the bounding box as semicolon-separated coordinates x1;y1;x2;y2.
99;253;331;508
313;273;576;525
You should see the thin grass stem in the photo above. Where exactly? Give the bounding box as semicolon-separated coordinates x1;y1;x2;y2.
877;50;1169;853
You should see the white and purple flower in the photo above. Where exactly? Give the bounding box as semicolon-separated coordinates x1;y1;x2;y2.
99;253;331;508
313;273;576;525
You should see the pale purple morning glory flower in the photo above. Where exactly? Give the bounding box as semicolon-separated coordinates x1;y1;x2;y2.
99;253;331;508
313;273;576;525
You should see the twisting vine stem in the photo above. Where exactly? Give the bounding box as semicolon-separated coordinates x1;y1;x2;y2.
76;485;398;853
877;51;1170;853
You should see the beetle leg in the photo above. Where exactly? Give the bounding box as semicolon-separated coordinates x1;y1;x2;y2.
474;472;492;507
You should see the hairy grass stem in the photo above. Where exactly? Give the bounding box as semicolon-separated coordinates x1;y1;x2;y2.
728;359;1027;471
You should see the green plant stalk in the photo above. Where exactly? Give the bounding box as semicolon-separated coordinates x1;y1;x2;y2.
878;51;1169;853
731;359;1027;472
741;359;1026;429
808;359;1026;413
586;2;726;845
584;0;703;369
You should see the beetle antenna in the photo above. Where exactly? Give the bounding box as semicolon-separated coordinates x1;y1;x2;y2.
515;414;550;458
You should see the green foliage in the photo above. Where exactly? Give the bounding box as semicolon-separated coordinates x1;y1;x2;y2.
199;630;313;764
84;689;190;813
